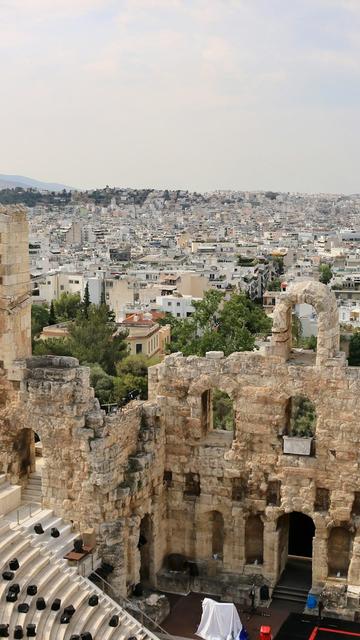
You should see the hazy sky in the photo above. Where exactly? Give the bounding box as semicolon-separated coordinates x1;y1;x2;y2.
1;0;359;192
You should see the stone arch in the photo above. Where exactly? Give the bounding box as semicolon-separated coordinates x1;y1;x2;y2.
195;506;228;561
271;281;339;365
328;526;352;578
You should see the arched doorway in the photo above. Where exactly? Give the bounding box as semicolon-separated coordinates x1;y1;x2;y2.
289;512;315;557
13;428;36;478
328;527;352;578
276;512;315;590
14;429;44;505
245;515;264;565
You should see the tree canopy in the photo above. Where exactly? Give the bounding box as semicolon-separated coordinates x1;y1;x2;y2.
54;292;82;322
31;304;49;340
319;263;333;285
348;332;360;366
163;289;271;356
33;303;128;375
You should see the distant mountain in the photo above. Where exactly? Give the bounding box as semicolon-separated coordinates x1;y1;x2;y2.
0;174;72;192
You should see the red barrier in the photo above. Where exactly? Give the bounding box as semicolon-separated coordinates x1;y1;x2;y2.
259;625;272;640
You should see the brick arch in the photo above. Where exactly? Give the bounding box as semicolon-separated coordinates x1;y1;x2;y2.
271;281;339;365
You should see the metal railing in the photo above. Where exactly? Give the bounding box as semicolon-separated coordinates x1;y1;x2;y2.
85;569;175;640
14;503;42;525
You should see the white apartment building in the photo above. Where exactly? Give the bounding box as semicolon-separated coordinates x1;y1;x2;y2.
36;272;85;304
156;294;200;318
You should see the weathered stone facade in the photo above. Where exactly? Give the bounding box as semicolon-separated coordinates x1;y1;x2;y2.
2;206;360;616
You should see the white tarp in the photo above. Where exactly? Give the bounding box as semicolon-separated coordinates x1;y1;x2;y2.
196;598;242;640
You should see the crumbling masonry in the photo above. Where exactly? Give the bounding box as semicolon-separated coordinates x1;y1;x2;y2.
2;206;360;616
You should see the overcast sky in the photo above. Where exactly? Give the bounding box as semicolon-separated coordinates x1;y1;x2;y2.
1;0;359;193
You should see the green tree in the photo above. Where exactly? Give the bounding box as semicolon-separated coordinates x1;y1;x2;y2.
289;396;316;437
348;332;360;366
83;283;91;318
165;290;271;356
113;373;147;404
33;303;128;376
100;283;106;306
31;304;49;340
69;304;128;375
319;263;332;285
89;363;115;405
114;354;161;402
213;390;234;430
292;313;303;346
267;278;281;292
301;335;317;351
116;354;160;378
272;256;284;275
48;300;57;326
33;337;74;357
54;292;82;321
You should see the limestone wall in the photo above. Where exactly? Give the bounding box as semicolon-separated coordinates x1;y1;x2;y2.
2;355;167;597
0;206;31;371
150;344;360;592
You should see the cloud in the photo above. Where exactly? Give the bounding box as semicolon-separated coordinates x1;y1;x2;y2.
1;0;360;191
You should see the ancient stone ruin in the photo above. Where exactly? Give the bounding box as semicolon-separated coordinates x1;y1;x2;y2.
2;205;360;617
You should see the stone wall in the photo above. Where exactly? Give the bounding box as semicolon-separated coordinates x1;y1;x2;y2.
148;284;360;605
0;354;166;598
0;206;31;372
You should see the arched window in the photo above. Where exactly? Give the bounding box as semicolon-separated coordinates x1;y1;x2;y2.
201;388;234;433
286;395;316;438
245;515;264;565
328;527;352;578
271;281;339;366
212;390;234;431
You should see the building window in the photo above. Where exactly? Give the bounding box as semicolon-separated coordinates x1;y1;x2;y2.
314;488;330;512
266;481;281;506
163;470;172;488
136;343;143;354
167;301;172;307
184;472;200;497
352;492;360;516
176;302;180;306
232;477;246;501
177;313;181;317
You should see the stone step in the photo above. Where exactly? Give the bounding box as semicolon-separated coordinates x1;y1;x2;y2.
28;479;42;485
272;584;308;603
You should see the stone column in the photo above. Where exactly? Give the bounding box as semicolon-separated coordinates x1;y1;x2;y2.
347;533;360;586
226;507;245;571
263;519;278;584
312;531;328;586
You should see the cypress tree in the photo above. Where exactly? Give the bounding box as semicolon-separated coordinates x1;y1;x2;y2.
83;282;91;318
48;300;57;325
